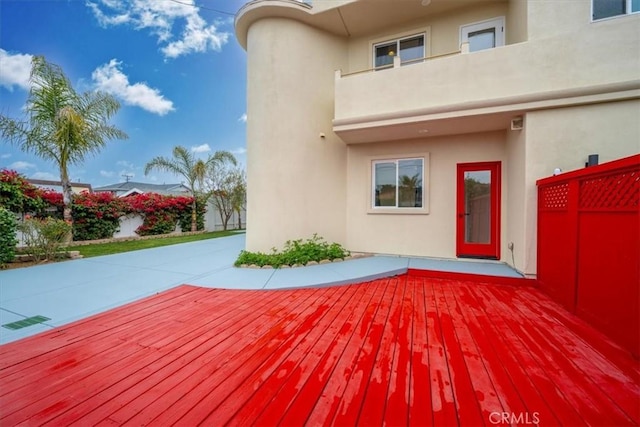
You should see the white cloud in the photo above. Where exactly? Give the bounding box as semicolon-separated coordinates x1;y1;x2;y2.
0;49;33;91
116;160;134;168
1;153;12;159
87;0;230;59
31;172;58;180
238;113;247;123
230;147;247;156
92;59;175;115
8;161;35;171
191;143;211;153
100;170;115;177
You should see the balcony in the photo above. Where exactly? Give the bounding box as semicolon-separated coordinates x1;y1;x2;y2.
334;18;640;143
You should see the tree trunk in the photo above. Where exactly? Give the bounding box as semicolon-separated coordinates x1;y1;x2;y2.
191;199;197;232
60;170;73;243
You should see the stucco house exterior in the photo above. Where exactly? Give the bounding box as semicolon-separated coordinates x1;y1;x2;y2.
235;0;639;277
27;179;93;195
93;181;191;198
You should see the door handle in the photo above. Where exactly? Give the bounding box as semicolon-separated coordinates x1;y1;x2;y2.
458;213;470;218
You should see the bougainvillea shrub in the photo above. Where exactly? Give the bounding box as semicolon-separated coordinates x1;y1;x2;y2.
125;193;195;236
0;207;18;266
0;169;46;214
1;168;206;241
72;192;129;241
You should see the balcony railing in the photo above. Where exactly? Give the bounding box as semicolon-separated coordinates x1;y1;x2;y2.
337;44;467;79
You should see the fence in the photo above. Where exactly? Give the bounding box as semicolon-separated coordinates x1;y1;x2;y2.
537;154;639;357
16;201;246;246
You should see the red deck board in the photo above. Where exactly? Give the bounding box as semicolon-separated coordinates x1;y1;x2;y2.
1;274;638;426
177;286;345;426
116;288;323;426
254;278;382;426
472;283;588;426
456;281;561;426
47;287;282;426
221;283;360;425
494;284;638;425
432;280;487;426
304;278;394;426
424;278;460;426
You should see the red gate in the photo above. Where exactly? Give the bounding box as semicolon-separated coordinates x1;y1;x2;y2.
537;154;640;357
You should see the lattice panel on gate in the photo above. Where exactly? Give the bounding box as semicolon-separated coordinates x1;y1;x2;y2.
540;182;569;210
580;170;640;209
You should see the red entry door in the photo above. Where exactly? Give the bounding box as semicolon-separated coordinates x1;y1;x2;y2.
456;162;501;259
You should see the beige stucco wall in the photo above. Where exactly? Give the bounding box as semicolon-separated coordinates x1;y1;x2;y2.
238;0;639;276
336;15;639;122
245;18;349;252
520;100;640;275
346;131;508;258
346;1;508;73
505;119;527;273
527;0;591;40
506;0;527;43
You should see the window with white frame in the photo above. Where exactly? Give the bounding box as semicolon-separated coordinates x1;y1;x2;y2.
374;34;425;69
460;17;505;52
593;0;639;20
372;158;424;208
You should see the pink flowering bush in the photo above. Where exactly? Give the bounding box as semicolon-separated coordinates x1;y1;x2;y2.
1;169;205;241
126;193;194;236
72;192;129;241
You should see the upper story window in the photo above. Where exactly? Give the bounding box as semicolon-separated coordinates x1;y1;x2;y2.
374;34;425;69
373;158;424;209
460;17;505;52
593;0;639;20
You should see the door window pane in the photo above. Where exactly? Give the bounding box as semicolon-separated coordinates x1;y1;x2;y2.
460;18;504;52
399;36;424;63
464;170;491;244
468;28;496;52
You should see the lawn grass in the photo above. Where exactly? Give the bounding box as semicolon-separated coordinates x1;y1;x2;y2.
65;230;241;258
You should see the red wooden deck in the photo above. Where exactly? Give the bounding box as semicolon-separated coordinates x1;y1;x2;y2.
1;271;638;426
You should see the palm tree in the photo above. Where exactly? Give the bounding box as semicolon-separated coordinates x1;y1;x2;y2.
0;56;128;237
145;146;236;231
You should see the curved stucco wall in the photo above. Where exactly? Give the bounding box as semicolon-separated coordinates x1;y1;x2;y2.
245;18;349;252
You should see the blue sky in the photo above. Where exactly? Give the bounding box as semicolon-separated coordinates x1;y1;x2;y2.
0;0;248;187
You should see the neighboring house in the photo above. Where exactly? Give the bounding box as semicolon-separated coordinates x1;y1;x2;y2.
93;181;191;197
27;179;92;194
235;0;639;277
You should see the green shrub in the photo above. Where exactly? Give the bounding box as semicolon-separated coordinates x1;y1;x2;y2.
235;234;350;268
18;217;72;262
177;196;206;232
72;192;128;241
0;207;18;267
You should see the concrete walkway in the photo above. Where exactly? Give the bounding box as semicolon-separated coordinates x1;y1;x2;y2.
0;233;522;345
